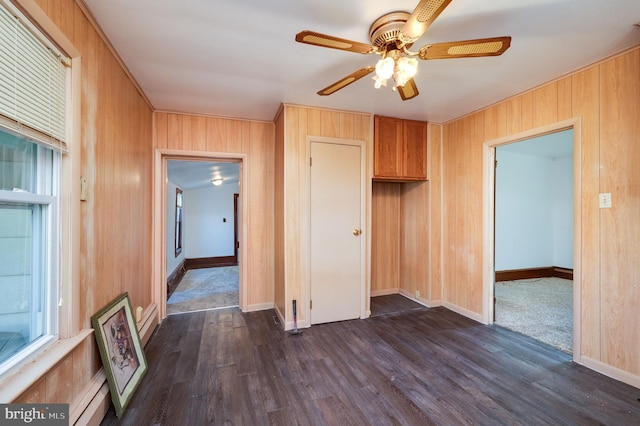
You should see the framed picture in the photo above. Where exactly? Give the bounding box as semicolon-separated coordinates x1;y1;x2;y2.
91;293;147;418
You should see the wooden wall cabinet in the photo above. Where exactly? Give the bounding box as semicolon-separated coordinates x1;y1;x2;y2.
373;115;427;181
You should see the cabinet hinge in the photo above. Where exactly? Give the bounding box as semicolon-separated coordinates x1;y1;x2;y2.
310;300;312;309
310;157;312;167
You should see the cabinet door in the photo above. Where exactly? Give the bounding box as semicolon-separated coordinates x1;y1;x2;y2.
374;116;403;178
403;119;427;179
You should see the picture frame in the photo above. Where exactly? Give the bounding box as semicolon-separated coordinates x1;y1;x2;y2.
91;292;147;418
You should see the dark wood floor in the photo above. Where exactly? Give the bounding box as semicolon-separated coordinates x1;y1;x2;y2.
101;295;640;425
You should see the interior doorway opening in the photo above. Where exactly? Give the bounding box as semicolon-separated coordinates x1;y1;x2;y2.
493;129;574;353
165;160;241;315
483;119;581;361
153;151;247;320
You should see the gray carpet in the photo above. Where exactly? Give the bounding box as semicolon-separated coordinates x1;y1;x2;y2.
167;266;239;315
495;277;573;353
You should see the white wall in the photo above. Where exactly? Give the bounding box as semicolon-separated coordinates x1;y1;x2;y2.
184;182;239;258
166;179;184;277
552;155;574;268
495;147;573;271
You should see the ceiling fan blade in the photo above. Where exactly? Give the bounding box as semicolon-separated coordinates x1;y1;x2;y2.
318;66;375;96
296;31;377;54
401;0;453;43
418;36;512;60
397;78;419;101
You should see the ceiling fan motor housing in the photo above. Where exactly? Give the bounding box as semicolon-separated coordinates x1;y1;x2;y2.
369;11;411;50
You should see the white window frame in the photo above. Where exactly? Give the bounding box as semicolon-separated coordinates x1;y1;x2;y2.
0;147;60;375
0;0;73;380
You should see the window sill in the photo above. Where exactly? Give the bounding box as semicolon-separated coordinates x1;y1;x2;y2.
0;328;93;402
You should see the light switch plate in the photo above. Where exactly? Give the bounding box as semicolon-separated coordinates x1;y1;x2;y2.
599;193;612;208
80;177;88;201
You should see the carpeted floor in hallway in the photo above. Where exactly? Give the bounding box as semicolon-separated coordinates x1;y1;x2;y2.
167;266;239;315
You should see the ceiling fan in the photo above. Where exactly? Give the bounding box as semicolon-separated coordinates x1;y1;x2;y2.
295;0;511;100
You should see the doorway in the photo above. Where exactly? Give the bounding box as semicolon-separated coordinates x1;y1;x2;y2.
165;160;241;314
483;119;581;360
308;138;366;325
153;152;248;319
494;129;574;353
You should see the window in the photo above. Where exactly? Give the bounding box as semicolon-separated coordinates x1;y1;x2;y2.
175;188;183;256
0;0;68;376
0;128;59;369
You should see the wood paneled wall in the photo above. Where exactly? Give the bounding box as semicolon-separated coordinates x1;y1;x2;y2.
154;112;275;309
275;104;371;326
371;182;401;295
371;123;443;305
14;0;154;415
440;46;640;381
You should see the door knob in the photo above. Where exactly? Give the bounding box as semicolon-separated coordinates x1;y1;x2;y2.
353;228;362;236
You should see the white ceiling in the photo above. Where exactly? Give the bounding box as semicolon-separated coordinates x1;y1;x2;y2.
167;160;239;191
82;0;640;124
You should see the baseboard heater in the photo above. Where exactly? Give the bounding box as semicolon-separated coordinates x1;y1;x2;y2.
495;266;573;282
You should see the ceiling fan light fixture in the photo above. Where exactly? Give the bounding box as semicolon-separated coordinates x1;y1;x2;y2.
373;57;394;88
211;177;223;186
394;56;418;87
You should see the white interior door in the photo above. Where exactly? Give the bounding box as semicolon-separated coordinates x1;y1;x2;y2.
310;140;363;325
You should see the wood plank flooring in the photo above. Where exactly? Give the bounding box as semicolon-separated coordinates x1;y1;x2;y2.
101;295;640;425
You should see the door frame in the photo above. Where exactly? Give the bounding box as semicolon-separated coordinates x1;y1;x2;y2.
482;117;581;362
152;149;248;319
304;136;368;325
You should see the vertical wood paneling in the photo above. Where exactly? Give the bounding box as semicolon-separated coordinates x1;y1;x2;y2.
181;115;193;151
168;114;183;150
441;46;640;385
371;183;400;294
532;83;558;127
274;110;285;315
320;110;340;138
520;91;534;130
192;115;207;151
483;105;500;141
155;113;275;311
557;77;573;121
599;49;640;374
205;117;226;152
45;356;74;403
226;120;243;153
505;96;522;135
156;112;168;149
340;113;355;140
277;105;371;324
572;67;601;360
19;0;154;409
400;181;429;298
429;124;443;301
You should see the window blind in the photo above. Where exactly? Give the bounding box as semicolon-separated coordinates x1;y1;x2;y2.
0;1;68;152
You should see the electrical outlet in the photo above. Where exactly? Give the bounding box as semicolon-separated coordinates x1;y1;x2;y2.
599;193;612;209
415;290;420;299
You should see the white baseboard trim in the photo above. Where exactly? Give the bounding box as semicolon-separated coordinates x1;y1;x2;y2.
284;319;308;331
371;288;400;297
398;289;443;308
71;370;107;425
441;301;484;323
273;304;285;328
579;356;640;389
74;382;110;426
245;302;274;312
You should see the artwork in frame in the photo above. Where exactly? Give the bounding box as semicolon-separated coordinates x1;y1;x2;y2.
91;292;148;418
